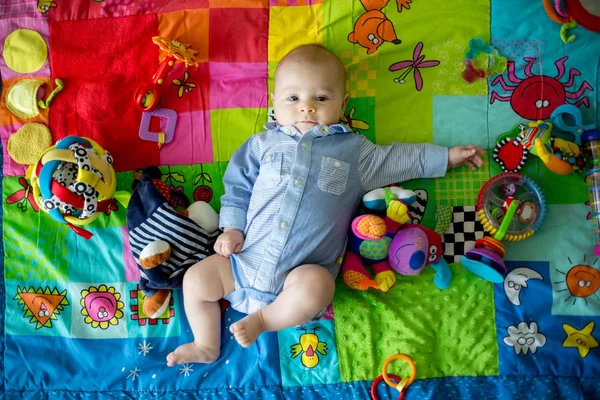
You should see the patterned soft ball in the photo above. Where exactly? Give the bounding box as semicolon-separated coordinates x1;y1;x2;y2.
388;224;443;276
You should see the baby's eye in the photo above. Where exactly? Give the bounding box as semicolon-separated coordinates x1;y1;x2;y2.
287;95;299;101
316;96;328;102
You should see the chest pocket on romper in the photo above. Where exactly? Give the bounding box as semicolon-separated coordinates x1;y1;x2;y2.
255;152;282;189
318;156;350;196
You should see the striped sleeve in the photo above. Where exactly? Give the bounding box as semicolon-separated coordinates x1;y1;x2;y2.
357;136;448;192
219;135;260;231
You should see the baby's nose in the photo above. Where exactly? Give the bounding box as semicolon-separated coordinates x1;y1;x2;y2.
299;102;316;113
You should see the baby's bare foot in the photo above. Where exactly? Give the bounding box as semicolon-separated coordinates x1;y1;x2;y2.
166;342;219;366
230;312;265;348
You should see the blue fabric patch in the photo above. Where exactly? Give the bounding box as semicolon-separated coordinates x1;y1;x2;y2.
4;305;281;395
3;374;600;399
495;261;600;377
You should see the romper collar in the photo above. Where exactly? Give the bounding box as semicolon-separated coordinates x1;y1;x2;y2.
264;122;353;138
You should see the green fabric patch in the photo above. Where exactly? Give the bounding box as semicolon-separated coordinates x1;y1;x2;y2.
401;178;437;230
435;205;453;234
435;151;491;207
157;163;227;213
211;108;268;162
333;263;499;380
323;0;490;146
345;97;376;144
3;177;69;281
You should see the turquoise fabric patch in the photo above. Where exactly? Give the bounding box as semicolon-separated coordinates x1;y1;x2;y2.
278;319;341;387
69;281;128;339
433;95;488;149
6;280;72;337
67;226;126;283
489;0;598;137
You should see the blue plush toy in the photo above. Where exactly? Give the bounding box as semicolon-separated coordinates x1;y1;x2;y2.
126;173;220;318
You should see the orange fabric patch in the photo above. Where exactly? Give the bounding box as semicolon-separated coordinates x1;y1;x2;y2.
158;8;210;63
0;76;52;128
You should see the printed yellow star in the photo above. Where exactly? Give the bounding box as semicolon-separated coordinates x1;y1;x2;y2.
562;322;599;358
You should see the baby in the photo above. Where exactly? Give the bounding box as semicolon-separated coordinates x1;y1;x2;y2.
167;44;484;365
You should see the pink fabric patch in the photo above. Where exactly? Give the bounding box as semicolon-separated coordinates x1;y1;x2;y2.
158;110;214;166
209;62;268;110
0;124;29;177
321;303;334;320
0;17;51;81
122;225;141;282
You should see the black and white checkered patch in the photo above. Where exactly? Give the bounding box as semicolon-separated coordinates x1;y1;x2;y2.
442;206;485;263
408;189;427;224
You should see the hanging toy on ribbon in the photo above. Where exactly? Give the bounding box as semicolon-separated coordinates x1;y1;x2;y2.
28;136;117;239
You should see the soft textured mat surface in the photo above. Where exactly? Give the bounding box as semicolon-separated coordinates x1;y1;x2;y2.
1;0;599;399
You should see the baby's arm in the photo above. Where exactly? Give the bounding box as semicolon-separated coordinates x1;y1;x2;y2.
357;136;448;191
217;137;260;257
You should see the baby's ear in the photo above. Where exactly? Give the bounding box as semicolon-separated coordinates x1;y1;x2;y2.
270;92;276;103
342;93;349;112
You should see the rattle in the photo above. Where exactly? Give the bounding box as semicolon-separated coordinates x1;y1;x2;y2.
134;36;200;111
371;354;417;400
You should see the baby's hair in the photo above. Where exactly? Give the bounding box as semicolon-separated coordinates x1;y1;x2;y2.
274;44;346;92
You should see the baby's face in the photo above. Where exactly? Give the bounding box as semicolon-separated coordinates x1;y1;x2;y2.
271;61;348;134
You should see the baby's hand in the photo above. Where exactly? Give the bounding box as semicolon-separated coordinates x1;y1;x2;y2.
448;145;485;171
215;228;245;258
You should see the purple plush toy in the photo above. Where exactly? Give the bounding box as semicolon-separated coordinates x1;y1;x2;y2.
388;224;452;289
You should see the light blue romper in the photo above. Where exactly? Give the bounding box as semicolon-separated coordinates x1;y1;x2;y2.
220;123;448;315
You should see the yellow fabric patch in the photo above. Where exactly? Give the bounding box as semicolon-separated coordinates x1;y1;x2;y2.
6;79;45;119
3;29;48;74
7;123;52;165
268;4;322;62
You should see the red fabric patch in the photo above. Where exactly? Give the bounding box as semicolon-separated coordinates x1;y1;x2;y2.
48;15;160;172
149;116;162;133
208;7;268;62
160;62;210;112
47;0;208;23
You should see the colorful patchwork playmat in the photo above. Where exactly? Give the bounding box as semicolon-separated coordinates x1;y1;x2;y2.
1;0;600;398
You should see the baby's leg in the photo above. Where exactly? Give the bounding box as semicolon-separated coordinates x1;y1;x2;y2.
166;254;235;366
230;264;334;347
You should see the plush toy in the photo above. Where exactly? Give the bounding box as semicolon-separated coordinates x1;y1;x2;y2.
388;224;452;289
126;172;220;318
342;186;415;292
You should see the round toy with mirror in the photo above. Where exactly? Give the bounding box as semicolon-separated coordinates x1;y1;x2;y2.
461;172;546;282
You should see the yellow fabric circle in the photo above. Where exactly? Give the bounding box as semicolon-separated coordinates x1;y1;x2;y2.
3;29;48;73
7;123;52;165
